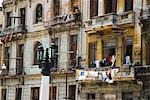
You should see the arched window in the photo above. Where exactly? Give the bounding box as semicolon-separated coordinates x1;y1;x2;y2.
35;4;43;23
33;41;41;64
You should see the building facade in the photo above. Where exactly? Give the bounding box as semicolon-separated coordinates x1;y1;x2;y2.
135;0;150;100
0;0;149;100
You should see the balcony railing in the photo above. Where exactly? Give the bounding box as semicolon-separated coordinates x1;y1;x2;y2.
113;66;135;81
0;67;24;77
44;13;80;28
87;13;117;27
117;11;135;25
3;25;27;34
85;12;135;31
76;66;135;83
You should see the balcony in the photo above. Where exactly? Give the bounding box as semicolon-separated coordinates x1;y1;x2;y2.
0;67;25;79
3;25;27;35
113;66;135;81
76;66;135;83
117;11;135;25
44;13;81;29
85;13;117;32
85;12;135;33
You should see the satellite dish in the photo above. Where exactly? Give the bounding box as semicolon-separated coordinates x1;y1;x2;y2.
1;64;6;69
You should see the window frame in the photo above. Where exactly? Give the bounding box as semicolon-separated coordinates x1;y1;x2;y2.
31;87;40;100
19;7;26;25
33;41;42;65
53;0;60;16
49;86;57;100
15;88;22;100
35;4;43;23
69;35;78;67
68;85;76;100
124;0;133;12
102;40;117;66
4;46;10;71
16;44;24;75
90;0;98;18
124;37;133;63
104;0;117;14
6;12;12;27
1;89;7;100
87;93;96;100
88;42;97;67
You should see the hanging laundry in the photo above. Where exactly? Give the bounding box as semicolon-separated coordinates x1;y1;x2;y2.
100;58;106;67
125;56;131;65
111;55;116;67
95;60;100;69
108;70;112;80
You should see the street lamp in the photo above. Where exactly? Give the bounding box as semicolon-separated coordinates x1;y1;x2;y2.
37;42;57;100
37;43;57;76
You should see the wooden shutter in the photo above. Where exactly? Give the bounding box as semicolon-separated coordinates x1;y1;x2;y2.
90;0;98;18
88;43;97;66
20;8;26;25
125;0;133;11
49;86;57;100
105;0;112;14
112;0;117;13
68;85;76;100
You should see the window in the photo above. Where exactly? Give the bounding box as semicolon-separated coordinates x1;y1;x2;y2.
33;41;41;64
68;85;76;100
87;93;95;100
105;0;117;14
4;47;10;71
124;37;133;63
147;0;150;5
146;41;150;65
6;12;11;27
69;35;78;68
16;44;24;75
122;92;133;100
31;87;39;100
53;0;60;16
15;88;22;100
125;0;133;12
88;42;97;68
103;94;116;100
49;86;57;100
20;8;26;25
102;40;116;66
1;89;6;100
35;4;43;23
90;0;98;18
51;38;58;68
